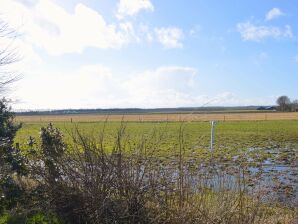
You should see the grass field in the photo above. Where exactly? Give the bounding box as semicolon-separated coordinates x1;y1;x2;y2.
16;119;298;161
12;118;298;222
14;114;298;208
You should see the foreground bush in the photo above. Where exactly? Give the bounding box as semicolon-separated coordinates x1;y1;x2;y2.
0;99;28;215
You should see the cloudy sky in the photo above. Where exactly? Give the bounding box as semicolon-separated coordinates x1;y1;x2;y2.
1;0;298;109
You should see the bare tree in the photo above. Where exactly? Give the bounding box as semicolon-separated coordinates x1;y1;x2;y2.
0;18;20;95
276;95;291;112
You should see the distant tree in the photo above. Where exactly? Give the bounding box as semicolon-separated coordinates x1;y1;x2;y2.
276;95;291;112
292;99;298;112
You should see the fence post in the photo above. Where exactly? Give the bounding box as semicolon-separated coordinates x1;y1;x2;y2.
210;120;217;151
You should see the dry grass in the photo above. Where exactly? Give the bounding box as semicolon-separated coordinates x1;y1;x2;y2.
16;112;298;123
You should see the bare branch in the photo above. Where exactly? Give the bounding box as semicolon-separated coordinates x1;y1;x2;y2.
0;17;21;95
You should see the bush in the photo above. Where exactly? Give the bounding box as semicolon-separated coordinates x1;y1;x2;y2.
0;212;60;224
0;99;27;215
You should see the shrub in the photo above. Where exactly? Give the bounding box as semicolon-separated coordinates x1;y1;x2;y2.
0;99;27;214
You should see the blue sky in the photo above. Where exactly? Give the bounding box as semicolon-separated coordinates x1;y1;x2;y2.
1;0;298;109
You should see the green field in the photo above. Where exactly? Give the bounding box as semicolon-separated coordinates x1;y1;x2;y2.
11;120;298;218
16;120;298;164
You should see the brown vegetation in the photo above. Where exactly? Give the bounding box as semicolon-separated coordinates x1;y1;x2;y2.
16;111;298;123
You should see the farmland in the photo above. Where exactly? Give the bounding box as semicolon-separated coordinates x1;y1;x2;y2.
16;118;298;151
13;113;298;220
13;110;298;160
16;112;298;163
15;111;298;122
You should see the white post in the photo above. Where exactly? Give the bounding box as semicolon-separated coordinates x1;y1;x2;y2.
210;120;217;151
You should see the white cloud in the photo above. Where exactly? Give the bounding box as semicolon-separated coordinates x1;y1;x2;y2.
14;65;200;109
116;0;154;19
13;63;276;109
15;62;274;109
0;27;42;76
155;27;184;48
293;55;298;62
14;64;120;109
1;0;185;54
139;24;154;42
123;66;199;107
237;22;293;41
265;8;284;21
123;66;197;107
119;21;140;43
1;0;136;55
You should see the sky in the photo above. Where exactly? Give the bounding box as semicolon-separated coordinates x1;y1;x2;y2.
1;0;298;110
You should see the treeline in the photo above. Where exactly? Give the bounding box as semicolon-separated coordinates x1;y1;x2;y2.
16;106;262;116
276;95;298;112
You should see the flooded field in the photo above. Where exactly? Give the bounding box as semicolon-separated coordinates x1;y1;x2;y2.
15;120;298;206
